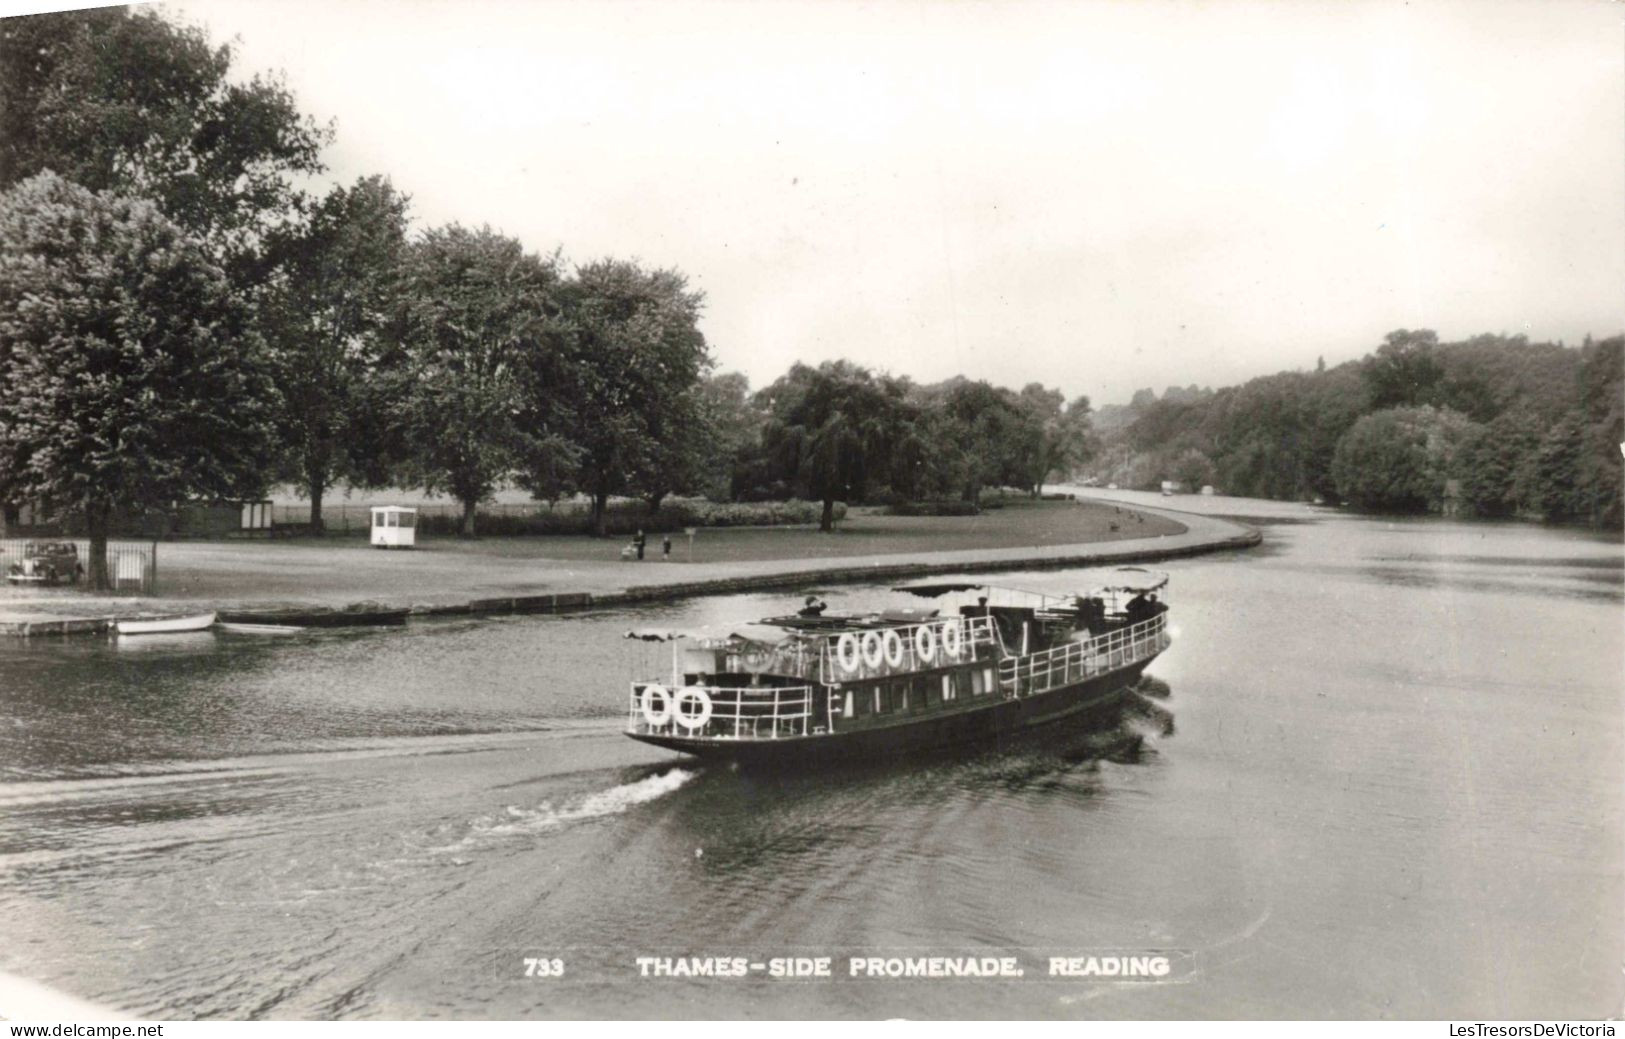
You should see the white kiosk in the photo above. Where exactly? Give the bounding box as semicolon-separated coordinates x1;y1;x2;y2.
369;505;417;548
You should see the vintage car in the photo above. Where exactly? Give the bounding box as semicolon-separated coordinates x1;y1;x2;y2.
6;540;85;585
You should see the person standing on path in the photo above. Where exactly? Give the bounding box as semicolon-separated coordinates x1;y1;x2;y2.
661;535;672;560
634;529;646;560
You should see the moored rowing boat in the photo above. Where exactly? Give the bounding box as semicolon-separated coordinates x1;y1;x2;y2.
216;607;408;628
115;611;216;636
217;622;304;635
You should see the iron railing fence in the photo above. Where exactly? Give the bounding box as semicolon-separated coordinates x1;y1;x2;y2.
628;683;816;741
0;538;156;595
998;613;1169;698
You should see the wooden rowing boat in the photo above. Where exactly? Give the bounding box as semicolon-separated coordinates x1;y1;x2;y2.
217;622;304;635
216;607;409;628
115;612;217;636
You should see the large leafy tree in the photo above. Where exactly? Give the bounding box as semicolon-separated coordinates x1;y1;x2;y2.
759;361;913;530
0;173;278;587
261;176;411;531
0;6;326;527
555;260;709;536
633;385;714;514
1362;329;1444;410
695;371;765;501
1330;405;1479;513
394;225;566;535
928;379;1034;504
1574;335;1623;528
1015;383;1095;495
1455;410;1544;517
0;6;328;267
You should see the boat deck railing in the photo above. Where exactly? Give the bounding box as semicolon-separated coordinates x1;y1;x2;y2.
998;613;1169;699
628;682;817;741
817;614;999;685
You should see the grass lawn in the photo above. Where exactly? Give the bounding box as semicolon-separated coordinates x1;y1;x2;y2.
2;499;1187;610
264;497;1184;562
504;498;1173;561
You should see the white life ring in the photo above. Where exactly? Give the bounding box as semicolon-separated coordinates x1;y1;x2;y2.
673;686;714;731
882;628;905;668
836;633;862;674
861;630;885;669
640;684;674;727
913;624;937;663
940;619;963;659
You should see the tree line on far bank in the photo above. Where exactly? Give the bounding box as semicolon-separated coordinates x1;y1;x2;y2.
1090;329;1624;528
0;7;1094;587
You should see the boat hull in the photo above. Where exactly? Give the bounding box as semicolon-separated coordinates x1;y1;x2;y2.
217;622;304;635
216;608;408;628
115;612;216;635
628;659;1153;767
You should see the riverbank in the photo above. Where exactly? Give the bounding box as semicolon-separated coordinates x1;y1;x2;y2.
0;498;1259;634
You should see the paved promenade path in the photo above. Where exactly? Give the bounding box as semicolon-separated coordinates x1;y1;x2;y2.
0;499;1258;633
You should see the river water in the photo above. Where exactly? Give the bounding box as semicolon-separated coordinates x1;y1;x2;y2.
1;498;1619;1019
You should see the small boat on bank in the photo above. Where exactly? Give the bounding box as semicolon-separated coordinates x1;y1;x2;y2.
115;612;216;636
217;622;304;635
215;607;408;628
622;568;1172;766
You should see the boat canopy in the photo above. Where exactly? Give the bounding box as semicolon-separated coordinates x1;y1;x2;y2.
893;567;1169;599
892;581;985;598
623;621;798;646
624;605;946;647
1103;567;1170;592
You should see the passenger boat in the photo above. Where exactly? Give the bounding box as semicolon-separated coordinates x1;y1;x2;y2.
623;568;1172;765
115;611;216;636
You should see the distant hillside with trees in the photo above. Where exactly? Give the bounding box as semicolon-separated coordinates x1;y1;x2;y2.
1087;330;1624;528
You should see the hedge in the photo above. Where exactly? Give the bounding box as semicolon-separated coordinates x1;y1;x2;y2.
416;498;846;537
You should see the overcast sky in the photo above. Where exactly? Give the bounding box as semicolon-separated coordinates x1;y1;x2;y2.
25;0;1625;404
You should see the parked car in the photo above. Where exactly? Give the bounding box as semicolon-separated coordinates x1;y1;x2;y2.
6;541;85;585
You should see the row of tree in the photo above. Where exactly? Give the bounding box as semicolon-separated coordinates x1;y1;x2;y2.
1090;329;1624;527
733;364;1095;530
0;7;1095;589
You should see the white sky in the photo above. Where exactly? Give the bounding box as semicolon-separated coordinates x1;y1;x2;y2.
15;0;1625;404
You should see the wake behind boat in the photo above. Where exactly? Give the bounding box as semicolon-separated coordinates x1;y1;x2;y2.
115;611;216;636
623;568;1172;766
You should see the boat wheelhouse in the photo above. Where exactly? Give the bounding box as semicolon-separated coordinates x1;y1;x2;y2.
623;568;1172;764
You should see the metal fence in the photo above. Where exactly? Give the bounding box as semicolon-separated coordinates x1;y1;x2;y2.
628;683;817;741
0;538;156;595
998;613;1169;698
